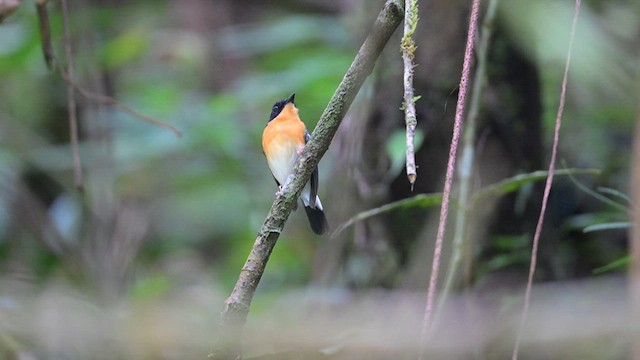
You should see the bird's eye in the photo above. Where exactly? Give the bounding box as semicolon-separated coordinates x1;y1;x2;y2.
273;106;278;112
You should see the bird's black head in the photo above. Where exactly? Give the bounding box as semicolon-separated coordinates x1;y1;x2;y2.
268;93;295;122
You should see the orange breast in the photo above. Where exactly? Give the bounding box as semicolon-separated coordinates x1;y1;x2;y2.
262;107;306;184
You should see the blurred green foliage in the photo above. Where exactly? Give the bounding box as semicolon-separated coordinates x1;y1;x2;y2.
0;0;638;358
0;1;352;301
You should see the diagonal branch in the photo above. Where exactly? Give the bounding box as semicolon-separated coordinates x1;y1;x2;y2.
210;1;405;359
57;68;182;137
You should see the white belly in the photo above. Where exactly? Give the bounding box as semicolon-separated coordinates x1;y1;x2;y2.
267;139;301;185
266;139;322;209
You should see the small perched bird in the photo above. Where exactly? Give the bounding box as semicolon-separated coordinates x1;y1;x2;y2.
262;93;329;235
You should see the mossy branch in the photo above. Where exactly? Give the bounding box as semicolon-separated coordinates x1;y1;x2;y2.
210;1;404;359
401;0;419;187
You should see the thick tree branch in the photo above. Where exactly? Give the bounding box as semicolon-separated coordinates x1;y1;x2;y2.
211;1;404;359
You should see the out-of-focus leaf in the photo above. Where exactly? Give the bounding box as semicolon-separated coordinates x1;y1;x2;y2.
567;170;628;212
194;94;245;155
473;168;601;204
155;182;251;244
131;274;172;302
500;0;635;103
218;15;348;56
232;50;351;109
134;85;181;116
492;235;529;251
0;22;43;75
563;212;624;232
597;186;632;206
332;193;442;238
385;129;424;179
334;169;599;238
102;28;149;69
583;222;631;233
483;252;531;272
592;256;629;275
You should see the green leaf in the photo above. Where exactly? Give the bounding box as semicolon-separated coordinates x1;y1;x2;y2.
333;168;600;238
484;252;530;272
592;256;630;275
583;221;631;233
492;235;529;250
567;169;628;212
473;168;601;204
102;28;149;69
332;193;442;238
597;187;633;206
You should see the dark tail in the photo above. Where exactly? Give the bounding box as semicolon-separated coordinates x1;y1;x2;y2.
304;205;329;235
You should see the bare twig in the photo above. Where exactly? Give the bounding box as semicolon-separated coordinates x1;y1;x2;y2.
60;0;83;190
57;69;182;137
49;0;181;138
401;0;419;188
418;0;481;356
210;1;405;359
35;0;53;70
511;1;581;359
435;0;499;328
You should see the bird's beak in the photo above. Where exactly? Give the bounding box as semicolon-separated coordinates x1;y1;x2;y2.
286;92;296;104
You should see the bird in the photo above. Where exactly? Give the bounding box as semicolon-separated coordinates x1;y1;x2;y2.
262;93;329;235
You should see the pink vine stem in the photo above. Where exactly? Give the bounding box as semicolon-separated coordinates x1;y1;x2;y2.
418;0;481;357
511;1;582;359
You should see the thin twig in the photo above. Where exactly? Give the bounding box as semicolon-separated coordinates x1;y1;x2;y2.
434;0;499;329
210;2;405;359
401;0;419;188
418;0;481;356
56;69;182;137
511;1;581;358
60;0;83;190
35;0;54;70
51;1;181;138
